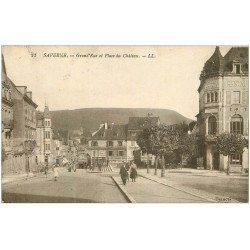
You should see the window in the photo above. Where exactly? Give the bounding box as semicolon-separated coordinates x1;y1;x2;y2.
211;93;214;102
207;93;210;103
107;141;113;147
215;92;218;102
208;116;217;135
118;151;124;156
230;115;243;134
108;151;113;156
232;91;240;104
48;121;50;126
130;132;136;137
230;154;242;165
45;144;50;150
118;141;123;146
45;131;50;139
92;141;98;147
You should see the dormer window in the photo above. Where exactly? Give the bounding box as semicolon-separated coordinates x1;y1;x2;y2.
236;64;241;74
233;62;241;74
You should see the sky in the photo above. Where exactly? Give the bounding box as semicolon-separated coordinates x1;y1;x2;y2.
3;45;232;120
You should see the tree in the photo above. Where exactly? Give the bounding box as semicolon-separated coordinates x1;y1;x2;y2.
136;125;158;174
216;132;247;175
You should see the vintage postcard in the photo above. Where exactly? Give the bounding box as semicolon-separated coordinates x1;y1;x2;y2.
1;45;249;203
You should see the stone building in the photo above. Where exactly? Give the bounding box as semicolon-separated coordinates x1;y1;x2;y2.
87;123;127;167
36;105;52;164
87;116;160;167
196;46;248;172
1;61;38;175
1;55;14;175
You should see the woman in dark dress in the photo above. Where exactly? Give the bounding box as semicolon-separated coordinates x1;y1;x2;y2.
130;162;138;182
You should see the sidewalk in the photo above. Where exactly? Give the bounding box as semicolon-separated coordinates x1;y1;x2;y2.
139;172;239;203
112;175;207;203
138;168;248;179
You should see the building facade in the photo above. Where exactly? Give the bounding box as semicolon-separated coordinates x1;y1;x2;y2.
1;55;14;175
36;105;52;164
87;117;160;167
2;54;39;175
196;46;248;172
87;123;127;167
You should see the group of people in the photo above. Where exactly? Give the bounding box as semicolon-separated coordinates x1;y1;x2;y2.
119;160;138;185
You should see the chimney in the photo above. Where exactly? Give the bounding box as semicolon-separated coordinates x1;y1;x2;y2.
16;86;27;95
26;91;32;100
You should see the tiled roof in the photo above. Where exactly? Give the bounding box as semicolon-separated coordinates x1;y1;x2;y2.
199;46;249;91
224;47;248;74
201;46;225;77
91;124;127;140
128;117;159;130
36;110;44;120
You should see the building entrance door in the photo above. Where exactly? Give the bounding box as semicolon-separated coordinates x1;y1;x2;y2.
213;152;220;170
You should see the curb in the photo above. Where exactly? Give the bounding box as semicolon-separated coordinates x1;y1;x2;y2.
139;174;239;203
111;176;136;203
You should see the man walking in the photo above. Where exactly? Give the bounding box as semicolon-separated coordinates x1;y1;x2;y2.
119;163;128;185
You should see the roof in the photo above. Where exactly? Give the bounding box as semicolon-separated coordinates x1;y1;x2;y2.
128;116;160;130
2;54;7;77
36;110;44;120
91;124;127;140
44;105;51;118
199;46;249;91
224;47;248;74
201;46;225;78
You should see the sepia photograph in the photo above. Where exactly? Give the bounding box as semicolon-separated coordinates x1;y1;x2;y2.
1;45;249;203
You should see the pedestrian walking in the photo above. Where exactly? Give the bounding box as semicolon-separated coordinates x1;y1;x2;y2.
125;161;130;182
44;162;49;178
130;161;138;182
53;164;59;181
25;155;30;180
119;164;128;185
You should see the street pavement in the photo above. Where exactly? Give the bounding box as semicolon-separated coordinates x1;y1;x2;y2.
114;175;206;203
2;168;127;203
138;169;249;202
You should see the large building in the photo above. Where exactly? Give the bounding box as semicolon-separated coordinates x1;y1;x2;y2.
1;55;14;174
36;105;52;164
2;53;39;174
87;123;127;167
87;116;160;167
196;46;248;172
